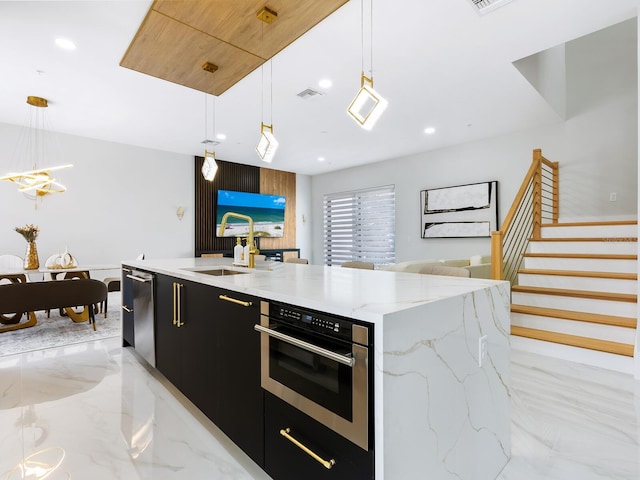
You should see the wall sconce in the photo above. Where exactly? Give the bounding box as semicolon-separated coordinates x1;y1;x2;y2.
176;206;185;221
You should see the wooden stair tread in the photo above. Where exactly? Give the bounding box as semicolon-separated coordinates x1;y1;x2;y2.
531;237;637;242
523;252;637;260
510;326;634;357
511;285;637;303
511;304;637;328
541;220;637;227
518;269;637;280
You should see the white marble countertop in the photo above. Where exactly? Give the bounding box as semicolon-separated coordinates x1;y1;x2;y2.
123;257;508;323
123;257;512;479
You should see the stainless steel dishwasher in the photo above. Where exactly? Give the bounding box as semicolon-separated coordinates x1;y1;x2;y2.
128;270;155;367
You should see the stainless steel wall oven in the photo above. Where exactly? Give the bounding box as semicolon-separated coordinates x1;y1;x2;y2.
256;300;373;451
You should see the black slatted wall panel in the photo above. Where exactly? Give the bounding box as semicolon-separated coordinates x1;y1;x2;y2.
195;157;260;256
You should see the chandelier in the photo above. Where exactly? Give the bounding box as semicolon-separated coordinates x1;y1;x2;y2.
0;96;72;205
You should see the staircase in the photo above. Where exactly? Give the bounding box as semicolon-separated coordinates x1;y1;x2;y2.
509;220;638;373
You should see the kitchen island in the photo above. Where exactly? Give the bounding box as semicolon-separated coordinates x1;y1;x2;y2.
123;257;511;480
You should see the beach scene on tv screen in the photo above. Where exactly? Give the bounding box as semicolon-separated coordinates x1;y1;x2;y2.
216;190;286;238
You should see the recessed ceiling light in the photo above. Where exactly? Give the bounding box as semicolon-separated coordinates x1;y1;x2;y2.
216;133;226;140
55;38;76;50
318;79;332;89
318;157;326;162
424;127;436;134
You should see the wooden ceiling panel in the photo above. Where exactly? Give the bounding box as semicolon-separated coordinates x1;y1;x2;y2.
120;0;349;95
153;0;349;59
121;11;264;95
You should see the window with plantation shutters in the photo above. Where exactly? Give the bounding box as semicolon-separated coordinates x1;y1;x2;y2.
323;185;395;267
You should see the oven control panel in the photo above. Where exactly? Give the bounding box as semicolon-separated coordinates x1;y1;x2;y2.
272;303;354;342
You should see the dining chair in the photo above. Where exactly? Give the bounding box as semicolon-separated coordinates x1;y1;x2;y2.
0;271;32;326
341;261;374;270
0;254;23;272
0;278;107;332
100;276;121;318
0;255;39;325
285;258;309;264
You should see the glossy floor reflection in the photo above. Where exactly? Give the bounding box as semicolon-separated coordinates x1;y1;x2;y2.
500;350;640;479
0;338;270;480
1;338;639;479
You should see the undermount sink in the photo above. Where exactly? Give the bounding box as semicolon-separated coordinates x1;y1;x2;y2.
184;267;249;276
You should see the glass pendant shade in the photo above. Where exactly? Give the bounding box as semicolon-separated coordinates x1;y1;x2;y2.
255;123;278;163
201;150;218;181
347;73;388;130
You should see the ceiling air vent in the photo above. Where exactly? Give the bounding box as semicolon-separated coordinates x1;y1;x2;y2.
468;0;514;15
296;88;324;99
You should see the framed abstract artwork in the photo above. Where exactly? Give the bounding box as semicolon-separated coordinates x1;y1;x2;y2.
420;181;499;238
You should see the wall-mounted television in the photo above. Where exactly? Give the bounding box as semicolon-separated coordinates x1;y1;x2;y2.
216;189;286;238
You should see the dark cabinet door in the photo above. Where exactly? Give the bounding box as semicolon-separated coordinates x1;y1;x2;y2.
153;276;264;467
155;275;217;409
264;393;374;480
213;290;263;466
178;280;218;417
121;267;134;347
154;273;182;388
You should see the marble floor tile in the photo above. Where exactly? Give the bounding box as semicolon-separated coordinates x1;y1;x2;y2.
499;349;640;480
0;338;271;480
1;339;639;479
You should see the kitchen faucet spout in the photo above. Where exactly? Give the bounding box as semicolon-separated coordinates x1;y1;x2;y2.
218;212;257;268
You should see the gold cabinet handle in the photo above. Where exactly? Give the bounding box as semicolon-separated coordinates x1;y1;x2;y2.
122;305;133;313
176;283;184;327
172;282;177;326
279;428;335;470
219;295;252;307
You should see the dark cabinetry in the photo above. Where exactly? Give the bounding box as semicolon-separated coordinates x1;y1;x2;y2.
155;274;216;410
264;392;375;480
154;273;263;465
211;290;263;463
121;267;134;347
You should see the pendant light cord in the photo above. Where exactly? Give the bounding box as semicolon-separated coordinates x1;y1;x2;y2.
370;0;374;78
204;72;215;143
360;0;364;75
204;89;208;142
360;0;374;78
261;20;264;124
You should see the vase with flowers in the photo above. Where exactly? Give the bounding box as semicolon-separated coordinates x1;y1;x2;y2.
15;224;40;270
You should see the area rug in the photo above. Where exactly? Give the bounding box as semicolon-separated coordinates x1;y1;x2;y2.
0;292;122;357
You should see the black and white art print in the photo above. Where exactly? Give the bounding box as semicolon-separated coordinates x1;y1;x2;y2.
420;181;498;238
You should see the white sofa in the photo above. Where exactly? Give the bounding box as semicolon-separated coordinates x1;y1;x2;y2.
380;254;492;279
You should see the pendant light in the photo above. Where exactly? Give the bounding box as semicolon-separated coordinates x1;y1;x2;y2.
0;96;73;205
255;6;279;163
347;0;388;130
201;62;219;181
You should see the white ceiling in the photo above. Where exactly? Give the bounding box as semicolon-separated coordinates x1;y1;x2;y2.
0;0;638;175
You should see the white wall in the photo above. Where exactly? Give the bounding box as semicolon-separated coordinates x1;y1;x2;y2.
311;97;637;265
295;173;312;260
0;123;194;274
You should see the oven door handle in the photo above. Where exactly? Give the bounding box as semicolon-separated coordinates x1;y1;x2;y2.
254;324;355;367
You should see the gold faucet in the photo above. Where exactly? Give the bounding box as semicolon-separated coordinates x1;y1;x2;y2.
218;212;258;268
